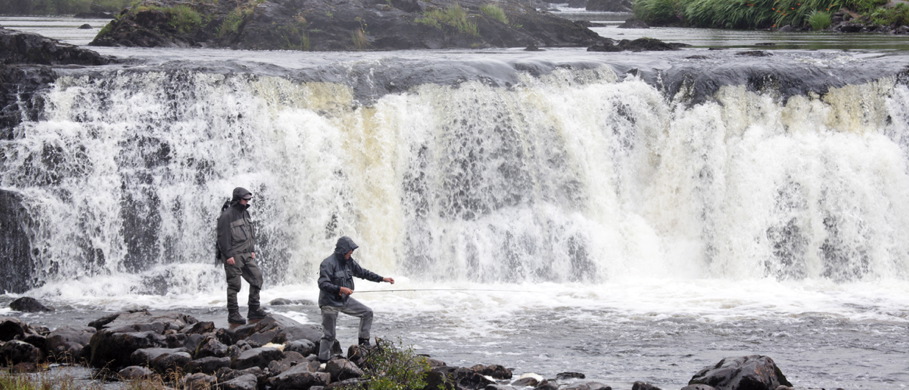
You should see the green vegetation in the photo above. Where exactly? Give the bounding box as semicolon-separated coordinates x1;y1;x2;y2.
870;3;909;25
352;340;433;390
0;0;134;15
167;5;204;34
416;4;479;36
633;0;903;29
480;4;508;24
808;10;832;29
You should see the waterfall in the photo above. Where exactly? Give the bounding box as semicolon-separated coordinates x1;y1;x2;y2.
2;58;909;296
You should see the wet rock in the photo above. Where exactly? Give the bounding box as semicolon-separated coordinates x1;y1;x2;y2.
536;379;559;390
619;37;685;52
327;358;365;381
632;381;661;390
284;339;317;356
220;373;259;390
91;0;604;51
183;321;215;335
0;28;113;66
131;347;192;373
587;39;622;52
0;317;30;341
512;376;541;387
78;24;93;29
187;356;231;374
453;366;496;389
195;335;229;358
46;326;96;361
473;364;513;379
269;298;315;306
11;362;39;373
0;191;38;292
0;339;43;364
118;365;158;380
183;372;218;389
88;330;167;370
680;385;716;390
270;363;322;390
232;346;285;370
99;310;198;332
736;50;772;57
9;297;54;312
267;350;307;375
689;355;792;390
557;371;586;380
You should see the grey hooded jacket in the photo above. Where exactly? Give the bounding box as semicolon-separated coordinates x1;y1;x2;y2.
318;236;384;307
216;187;256;261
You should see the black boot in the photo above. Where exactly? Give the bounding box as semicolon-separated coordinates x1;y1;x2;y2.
248;306;269;320
358;337;370;347
228;311;246;325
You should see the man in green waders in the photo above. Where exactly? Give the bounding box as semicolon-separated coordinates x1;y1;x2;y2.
317;236;394;362
217;187;267;325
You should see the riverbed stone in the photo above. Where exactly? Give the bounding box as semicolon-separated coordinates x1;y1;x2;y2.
232;346;285;370
220;373;259;390
689;355;792;390
285;339;317;356
195;335;229;358
46;326;96;361
473;363;513;379
270;363;323;389
632;381;661;390
187;356;231;374
88;329;167;369
9;297;54;312
327;358;364;381
0;317;31;341
118;365;157;380
680;385;716;390
183;372;218;389
0;339;43;364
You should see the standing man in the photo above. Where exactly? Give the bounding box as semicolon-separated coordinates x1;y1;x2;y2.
217;187;267;325
317;236;394;361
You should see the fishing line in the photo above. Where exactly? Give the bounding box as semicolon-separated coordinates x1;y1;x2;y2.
354;288;536;293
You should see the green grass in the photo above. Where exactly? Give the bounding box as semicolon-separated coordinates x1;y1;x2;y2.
634;0;901;29
808;10;832;29
480;4;508;24
870;3;909;25
415;4;479;36
353;339;432;390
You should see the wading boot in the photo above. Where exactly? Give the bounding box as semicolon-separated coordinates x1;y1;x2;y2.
228;311;246;325
248;306;269;320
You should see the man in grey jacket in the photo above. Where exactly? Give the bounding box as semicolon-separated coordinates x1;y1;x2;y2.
217;187;266;325
317;236;394;361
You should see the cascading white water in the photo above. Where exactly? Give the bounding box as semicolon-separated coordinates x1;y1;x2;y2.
3;62;909;299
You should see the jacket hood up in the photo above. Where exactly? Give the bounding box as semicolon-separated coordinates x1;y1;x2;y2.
231;187;253;204
334;236;359;255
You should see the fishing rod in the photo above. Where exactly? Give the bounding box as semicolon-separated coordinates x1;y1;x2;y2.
354;288;536;293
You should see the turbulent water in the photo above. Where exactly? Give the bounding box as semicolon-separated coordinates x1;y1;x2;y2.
2;17;909;390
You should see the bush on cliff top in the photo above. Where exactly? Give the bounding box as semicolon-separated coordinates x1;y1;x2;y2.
633;0;896;29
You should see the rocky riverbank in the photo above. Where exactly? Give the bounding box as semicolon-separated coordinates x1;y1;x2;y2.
1;302;803;390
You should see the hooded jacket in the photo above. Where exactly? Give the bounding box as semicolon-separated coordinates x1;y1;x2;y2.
318;236;384;307
216;187;256;261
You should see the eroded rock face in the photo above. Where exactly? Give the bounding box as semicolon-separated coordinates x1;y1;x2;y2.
91;0;605;50
0;27;113;66
689;355;792;390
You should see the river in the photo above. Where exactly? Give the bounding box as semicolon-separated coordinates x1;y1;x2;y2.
1;13;908;390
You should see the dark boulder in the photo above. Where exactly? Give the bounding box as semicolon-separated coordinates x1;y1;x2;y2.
0;27;113;66
0;190;38;292
231;346;285;370
453;366;495;389
327;358;365;381
187;356;231;374
0;317;31;341
512;376;540;387
689;355;792;390
473;364;512;379
220;373;259;390
194;335;229;358
46;326;96;361
587;38;622;52
99;310;198;332
88;330;167;370
632;381;661;390
270;363;323;390
131;347;192;373
284;339;317;356
0;339;44;364
557;371;586;380
183;321;215;335
587;0;633;12
9;297;54;312
183;372;218;389
619;37;685;52
680;385;716;390
91;0;604;51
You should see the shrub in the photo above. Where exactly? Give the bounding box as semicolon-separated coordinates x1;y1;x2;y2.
416;4;479;36
480;4;508;24
870;3;909;25
807;10;832;29
633;0;684;25
167;5;204;34
355;339;431;390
